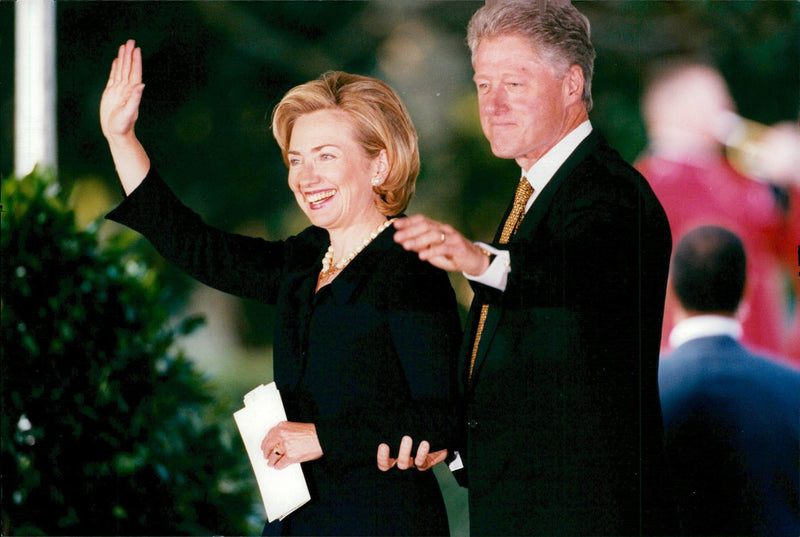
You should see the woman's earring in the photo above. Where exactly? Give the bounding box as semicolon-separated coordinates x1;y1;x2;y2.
371;177;382;187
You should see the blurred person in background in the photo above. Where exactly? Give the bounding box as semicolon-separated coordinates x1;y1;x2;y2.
100;40;460;536
659;225;800;536
635;60;800;362
378;1;677;534
758;119;800;362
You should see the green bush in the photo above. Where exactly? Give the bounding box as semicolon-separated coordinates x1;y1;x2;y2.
1;169;259;535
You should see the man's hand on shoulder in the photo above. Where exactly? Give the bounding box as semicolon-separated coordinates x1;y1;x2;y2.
394;215;490;275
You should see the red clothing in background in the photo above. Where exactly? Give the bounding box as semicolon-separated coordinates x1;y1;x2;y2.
636;154;798;361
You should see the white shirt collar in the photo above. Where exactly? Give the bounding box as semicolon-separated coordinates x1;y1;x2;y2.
668;314;743;349
522;120;593;210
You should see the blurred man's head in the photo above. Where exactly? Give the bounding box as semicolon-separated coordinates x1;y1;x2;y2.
642;61;735;157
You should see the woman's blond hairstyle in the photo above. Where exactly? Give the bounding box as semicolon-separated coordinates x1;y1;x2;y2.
271;71;419;216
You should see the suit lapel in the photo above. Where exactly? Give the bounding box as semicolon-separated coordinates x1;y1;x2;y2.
467;131;602;388
327;222;396;305
514;130;600;240
279;225;395;390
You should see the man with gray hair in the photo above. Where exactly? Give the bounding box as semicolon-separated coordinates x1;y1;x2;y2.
379;1;677;534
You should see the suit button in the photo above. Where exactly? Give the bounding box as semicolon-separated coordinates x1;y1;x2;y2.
468;419;478;429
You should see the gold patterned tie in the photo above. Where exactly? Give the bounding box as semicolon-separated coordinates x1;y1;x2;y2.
468;178;535;381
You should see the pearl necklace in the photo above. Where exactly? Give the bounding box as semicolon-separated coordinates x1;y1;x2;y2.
320;218;396;278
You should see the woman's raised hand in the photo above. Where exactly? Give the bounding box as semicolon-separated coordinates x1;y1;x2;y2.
100;40;145;140
99;40;150;195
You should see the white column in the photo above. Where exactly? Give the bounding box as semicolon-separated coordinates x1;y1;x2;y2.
15;0;57;177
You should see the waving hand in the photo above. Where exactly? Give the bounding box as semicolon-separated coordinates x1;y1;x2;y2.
99;39;151;194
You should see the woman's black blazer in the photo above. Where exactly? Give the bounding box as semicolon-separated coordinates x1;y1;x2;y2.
107;169;461;536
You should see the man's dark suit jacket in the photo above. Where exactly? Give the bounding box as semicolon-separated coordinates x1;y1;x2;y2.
107;169;462;536
659;334;800;536
461;131;676;536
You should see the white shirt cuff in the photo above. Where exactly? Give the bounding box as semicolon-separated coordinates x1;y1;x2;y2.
463;242;510;292
449;451;464;472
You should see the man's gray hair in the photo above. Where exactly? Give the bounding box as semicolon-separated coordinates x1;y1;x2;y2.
467;0;596;111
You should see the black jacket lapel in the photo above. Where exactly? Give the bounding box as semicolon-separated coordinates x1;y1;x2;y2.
467;131;602;387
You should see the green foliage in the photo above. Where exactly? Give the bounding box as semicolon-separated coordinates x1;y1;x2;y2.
1;169;258;535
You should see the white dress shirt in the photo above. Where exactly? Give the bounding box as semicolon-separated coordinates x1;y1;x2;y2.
668;314;743;349
466;120;593;291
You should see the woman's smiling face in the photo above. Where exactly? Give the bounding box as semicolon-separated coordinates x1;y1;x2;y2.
287;109;383;232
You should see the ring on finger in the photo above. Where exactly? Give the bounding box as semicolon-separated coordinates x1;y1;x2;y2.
273;444;283;456
439;232;446;244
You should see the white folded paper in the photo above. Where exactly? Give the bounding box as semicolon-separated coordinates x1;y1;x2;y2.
233;383;311;522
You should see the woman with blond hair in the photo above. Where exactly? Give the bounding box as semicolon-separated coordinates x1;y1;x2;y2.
101;40;458;536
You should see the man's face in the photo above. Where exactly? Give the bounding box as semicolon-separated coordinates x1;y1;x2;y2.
473;34;573;171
